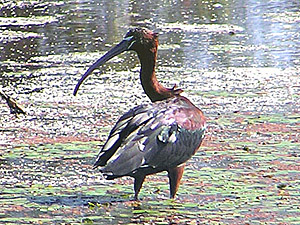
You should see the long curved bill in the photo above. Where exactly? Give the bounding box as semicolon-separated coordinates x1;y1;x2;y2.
73;36;134;96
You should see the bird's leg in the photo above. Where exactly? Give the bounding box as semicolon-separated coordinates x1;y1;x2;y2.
133;175;146;200
167;164;185;198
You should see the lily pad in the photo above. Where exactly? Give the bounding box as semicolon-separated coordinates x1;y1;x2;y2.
157;22;244;33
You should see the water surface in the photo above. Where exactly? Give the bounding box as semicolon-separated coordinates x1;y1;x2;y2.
0;0;299;224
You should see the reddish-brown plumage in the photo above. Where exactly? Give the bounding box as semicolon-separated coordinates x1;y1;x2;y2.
160;96;206;131
74;28;206;200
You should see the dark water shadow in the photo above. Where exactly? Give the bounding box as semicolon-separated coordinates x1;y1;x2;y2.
27;194;128;206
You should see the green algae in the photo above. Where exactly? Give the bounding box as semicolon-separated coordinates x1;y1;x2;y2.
0;0;300;224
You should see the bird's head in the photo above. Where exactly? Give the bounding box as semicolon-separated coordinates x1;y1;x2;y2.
124;28;158;52
73;28;158;96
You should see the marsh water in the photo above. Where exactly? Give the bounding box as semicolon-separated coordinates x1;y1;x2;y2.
0;0;299;224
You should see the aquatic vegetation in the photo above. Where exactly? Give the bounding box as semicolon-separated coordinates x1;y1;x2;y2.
0;0;299;224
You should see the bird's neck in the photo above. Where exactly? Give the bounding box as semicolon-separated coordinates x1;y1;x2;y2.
137;49;179;102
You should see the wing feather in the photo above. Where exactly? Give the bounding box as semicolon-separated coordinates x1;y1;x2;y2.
94;97;206;177
94;104;155;167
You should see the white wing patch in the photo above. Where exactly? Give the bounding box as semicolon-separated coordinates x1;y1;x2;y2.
157;126;178;144
168;131;177;143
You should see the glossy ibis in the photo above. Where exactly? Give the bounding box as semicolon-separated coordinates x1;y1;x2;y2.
74;28;206;200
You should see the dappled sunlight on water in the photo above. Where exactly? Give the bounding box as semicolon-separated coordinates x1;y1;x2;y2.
0;0;299;224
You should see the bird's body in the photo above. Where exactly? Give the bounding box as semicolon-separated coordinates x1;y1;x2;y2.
74;28;206;199
95;96;205;197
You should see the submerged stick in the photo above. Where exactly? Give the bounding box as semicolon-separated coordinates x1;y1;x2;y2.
0;90;26;115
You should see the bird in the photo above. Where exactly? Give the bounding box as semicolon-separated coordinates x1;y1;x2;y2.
73;28;206;200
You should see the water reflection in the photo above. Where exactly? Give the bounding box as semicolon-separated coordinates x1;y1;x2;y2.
0;0;299;75
0;2;299;223
240;0;300;68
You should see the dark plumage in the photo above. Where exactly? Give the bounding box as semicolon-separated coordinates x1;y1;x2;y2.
74;28;206;199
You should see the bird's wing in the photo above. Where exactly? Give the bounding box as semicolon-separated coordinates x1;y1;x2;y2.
94;97;206;177
93;104;155;168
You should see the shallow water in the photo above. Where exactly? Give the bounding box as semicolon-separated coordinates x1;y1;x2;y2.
1;0;300;224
